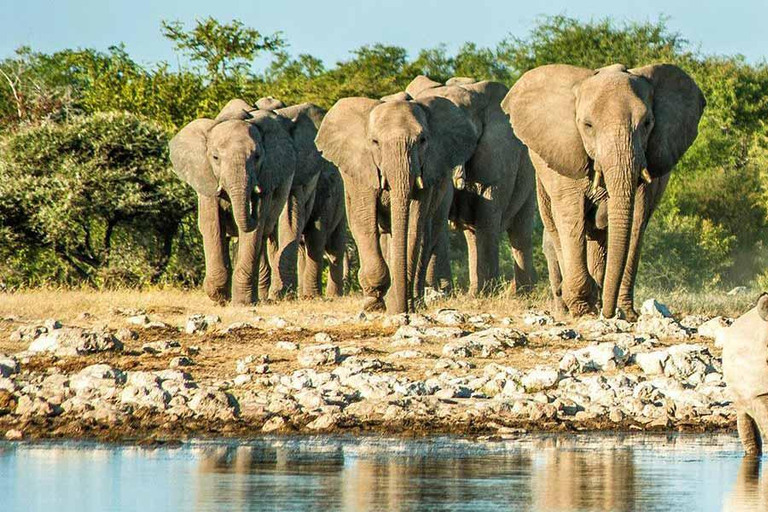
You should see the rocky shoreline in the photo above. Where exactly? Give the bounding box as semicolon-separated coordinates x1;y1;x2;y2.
0;299;738;443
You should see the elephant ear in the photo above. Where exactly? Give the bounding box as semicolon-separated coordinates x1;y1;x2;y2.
169;118;219;197
315;97;381;190
216;99;255;121
630;64;706;178
248;111;297;196
418;95;479;187
405;75;443;98
502;64;594;179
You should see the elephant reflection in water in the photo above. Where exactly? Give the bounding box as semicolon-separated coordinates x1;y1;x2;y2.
531;449;637;511
724;457;768;512
340;454;531;511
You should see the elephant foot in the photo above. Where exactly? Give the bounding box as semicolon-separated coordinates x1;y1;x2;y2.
620;304;639;322
362;296;386;312
567;300;594;318
203;280;230;305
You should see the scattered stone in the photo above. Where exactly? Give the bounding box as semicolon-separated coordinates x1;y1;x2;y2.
562;343;630;373
443;328;526;359
306;413;338;430
0;355;18;377
314;332;333;343
533;327;581;340
276;341;299;351
523;310;556;326
10;325;47;343
262;416;286;432
388;350;426;359
222;322;255;333
127;315;167;329
185;314;221;334
234;374;252;386
435;359;474;371
142;340;181;355
298;344;341;367
640;298;672;318
635;316;689;340
188;387;237;420
28;327;123;357
727;286;747;296
424;287;447;305
236;355;270;374
434;309;466;326
5;429;23;441
170;356;194;368
267;317;290;329
578;318;632;336
114;328;138;342
522;367;560;392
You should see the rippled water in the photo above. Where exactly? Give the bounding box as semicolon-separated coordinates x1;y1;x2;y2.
0;434;765;511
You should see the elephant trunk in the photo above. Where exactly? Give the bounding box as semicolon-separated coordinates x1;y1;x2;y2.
600;132;641;318
224;168;258;233
383;139;417;314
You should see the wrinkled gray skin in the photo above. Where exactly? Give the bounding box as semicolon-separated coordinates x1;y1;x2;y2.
722;294;768;456
408;76;537;295
503;64;705;319
316;86;477;314
170;98;327;305
253;100;335;300
298;161;347;297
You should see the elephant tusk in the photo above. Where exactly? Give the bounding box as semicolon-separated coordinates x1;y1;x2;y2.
254;183;262;194
589;168;602;197
640;168;653;184
216;185;224;196
452;164;466;190
415;174;425;190
379;173;388;190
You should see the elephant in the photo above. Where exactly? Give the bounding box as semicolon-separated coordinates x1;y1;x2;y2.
315;86;478;314
503;63;705;319
169;98;329;305
169;98;296;305
250;99;332;301
721;293;768;456
297;160;347;298
406;76;537;296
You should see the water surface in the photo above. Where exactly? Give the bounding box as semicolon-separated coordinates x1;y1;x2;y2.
0;434;765;511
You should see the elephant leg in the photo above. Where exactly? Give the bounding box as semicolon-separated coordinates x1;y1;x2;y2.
258;238;271;301
408;188;434;309
737;408;762;456
550;191;591;317
586;231;607;310
301;224;326;298
426;227;453;294
325;221;346;297
538;180;567;315
618;175;668;320
198;196;231;304
231;225;264;306
346;188;388;311
507;193;537;293
297;238;306;298
470;205;501;296
748;396;768;453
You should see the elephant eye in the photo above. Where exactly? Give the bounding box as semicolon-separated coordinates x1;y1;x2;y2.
212;153;219;161
583;121;593;129
370;138;380;146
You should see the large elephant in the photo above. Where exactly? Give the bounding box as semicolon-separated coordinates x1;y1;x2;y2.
316;91;477;314
298;160;347;298
721;293;768;456
407;76;537;296
503;64;705;319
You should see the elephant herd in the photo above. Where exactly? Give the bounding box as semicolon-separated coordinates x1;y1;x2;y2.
170;62;705;319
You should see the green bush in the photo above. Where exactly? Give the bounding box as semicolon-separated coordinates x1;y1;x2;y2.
0;112;197;287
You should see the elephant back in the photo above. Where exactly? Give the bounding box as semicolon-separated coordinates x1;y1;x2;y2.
722;306;768;403
276;103;330;188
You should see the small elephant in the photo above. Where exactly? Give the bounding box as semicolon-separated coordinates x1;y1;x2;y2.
503;64;705;319
252;100;336;301
316;88;477;314
407;76;537;295
722;294;768;456
170;99;297;305
298;161;347;298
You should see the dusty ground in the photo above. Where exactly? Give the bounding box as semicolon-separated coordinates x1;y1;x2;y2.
0;288;748;444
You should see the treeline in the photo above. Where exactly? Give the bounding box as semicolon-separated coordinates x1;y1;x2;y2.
0;15;767;292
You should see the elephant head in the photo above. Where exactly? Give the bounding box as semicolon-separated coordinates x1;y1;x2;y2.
170;99;294;235
503;64;705;317
316;96;477;313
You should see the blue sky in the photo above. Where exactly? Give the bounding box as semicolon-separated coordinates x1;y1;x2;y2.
3;0;766;67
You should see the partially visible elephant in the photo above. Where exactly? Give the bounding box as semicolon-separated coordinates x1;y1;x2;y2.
316;91;477;314
407;76;537;296
170;99;297;305
298;159;347;298
251;99;331;301
721;293;768;456
503;64;705;319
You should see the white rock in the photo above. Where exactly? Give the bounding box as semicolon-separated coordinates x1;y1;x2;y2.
262;416;286;432
523;310;556;326
634;351;668;375
640;298;672;318
28;327;122;357
434;309;466;326
306;413;338;430
522;367;560;392
0;355;18;377
388;350;425;359
314;332;333;343
727;286;747;296
298;344;341;367
276;341;299;351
